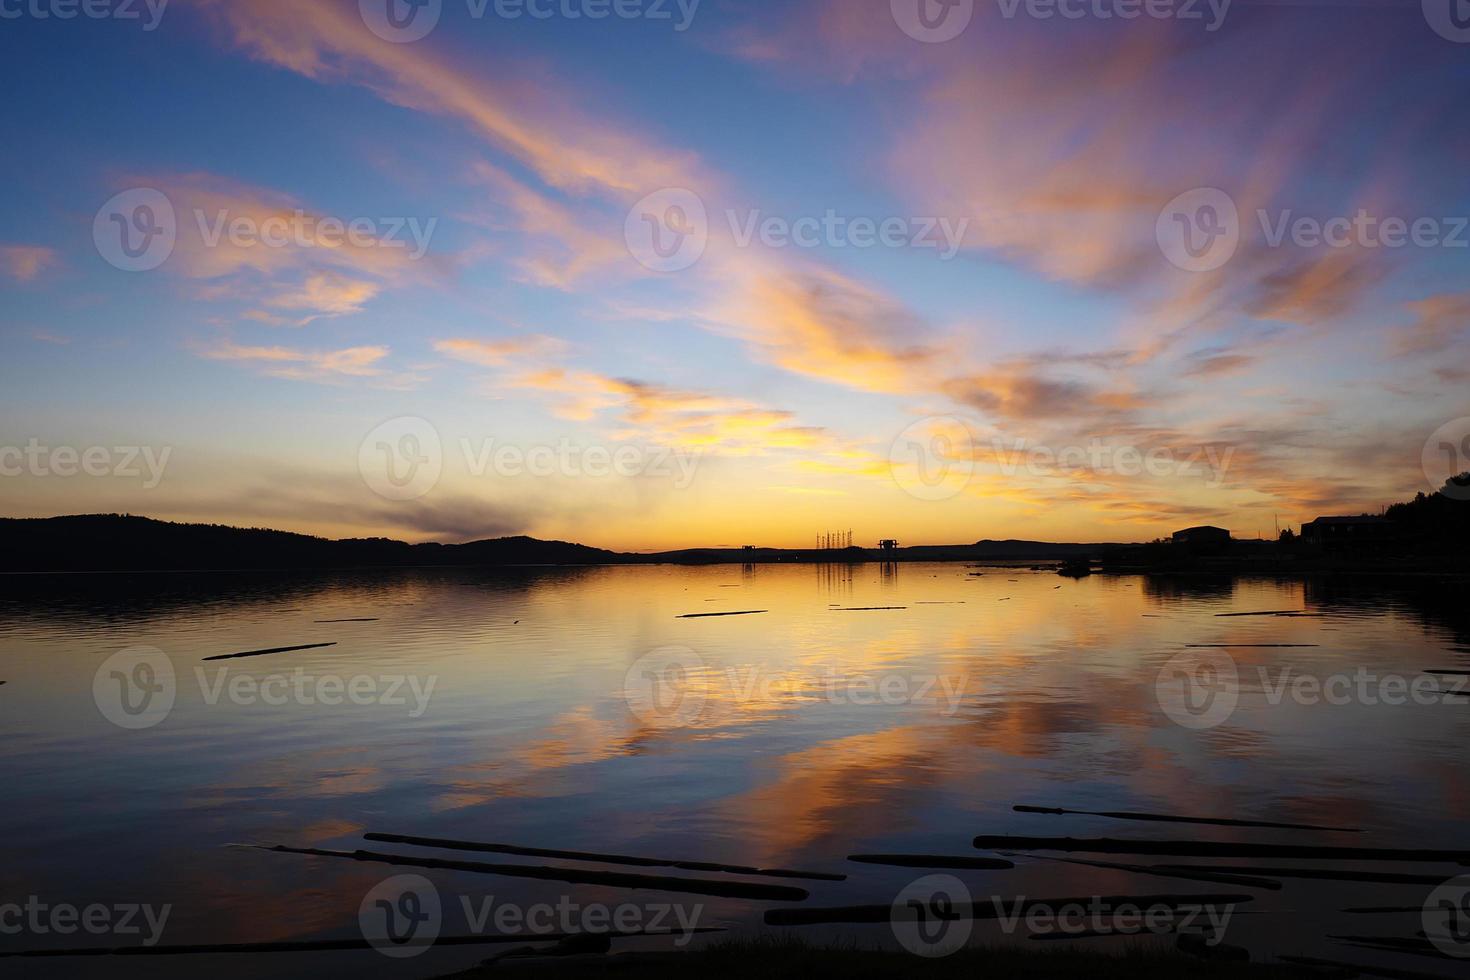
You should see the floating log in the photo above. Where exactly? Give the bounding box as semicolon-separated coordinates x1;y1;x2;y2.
764;893;1254;927
1157;865;1453;886
846;854;1014;870
1002;852;1281;890
0;929;723;958
832;607;908;612
202;642;337;662
1426;670;1470;676
1215;611;1309;618
972;835;1470;863
1013;805;1361;833
364;833;845;882
1185;644;1320;648
1277;954;1450;980
676;610;769;619
235;844;809;901
313;618;379;623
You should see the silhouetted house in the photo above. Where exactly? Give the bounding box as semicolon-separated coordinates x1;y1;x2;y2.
1300;516;1395;550
1172;525;1232;555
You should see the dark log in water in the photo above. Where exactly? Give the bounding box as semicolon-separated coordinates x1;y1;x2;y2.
1013;805;1361;833
313;618;379;623
1277;954;1449;980
832;607;908;612
1426;670;1470;676
236;844;810;900
676;610;769;619
764;893;1254;927
1157;865;1453;885
846;854;1014;870
364;832;845;881
973;836;1470;863
0;929;723;958
1215;611;1308;617
201;642;337;662
1185;644;1320;648
1002;852;1281;890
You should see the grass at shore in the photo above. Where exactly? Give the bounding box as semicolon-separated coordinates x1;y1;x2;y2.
436;936;1318;979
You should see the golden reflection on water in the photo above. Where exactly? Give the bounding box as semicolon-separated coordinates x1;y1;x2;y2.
1;563;1468;974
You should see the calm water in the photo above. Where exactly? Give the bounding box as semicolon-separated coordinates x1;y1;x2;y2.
2;564;1468;977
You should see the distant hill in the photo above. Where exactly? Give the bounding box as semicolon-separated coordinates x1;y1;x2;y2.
0;514;1115;573
0;515;622;572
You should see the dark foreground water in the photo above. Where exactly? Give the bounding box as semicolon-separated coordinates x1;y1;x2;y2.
2;564;1468;977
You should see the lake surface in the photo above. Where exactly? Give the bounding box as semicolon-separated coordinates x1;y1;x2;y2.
2;563;1468;977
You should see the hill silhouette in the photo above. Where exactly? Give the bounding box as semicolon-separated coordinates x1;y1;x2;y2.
0;515;621;572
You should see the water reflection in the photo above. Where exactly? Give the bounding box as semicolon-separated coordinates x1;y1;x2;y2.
1;564;1467;976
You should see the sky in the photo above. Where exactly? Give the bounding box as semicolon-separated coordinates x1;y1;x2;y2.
1;0;1468;551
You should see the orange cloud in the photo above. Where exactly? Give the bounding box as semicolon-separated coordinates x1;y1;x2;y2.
0;244;57;281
